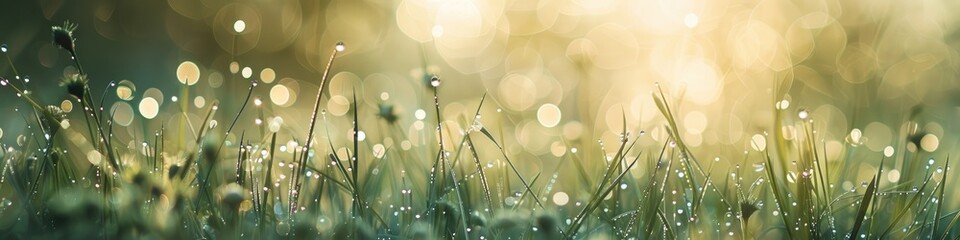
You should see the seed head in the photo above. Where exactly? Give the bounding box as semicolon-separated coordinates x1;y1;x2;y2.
51;21;78;54
43;105;67;136
218;183;246;207
59;74;88;99
377;103;398;124
739;200;760;223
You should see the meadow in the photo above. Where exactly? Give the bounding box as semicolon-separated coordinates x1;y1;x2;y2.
1;1;960;239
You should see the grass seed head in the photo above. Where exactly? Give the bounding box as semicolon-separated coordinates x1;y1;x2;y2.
377;103;398;123
201;134;221;163
59;74;87;100
43;105;67;135
51;21;78;54
740;200;760;222
217;183;246;207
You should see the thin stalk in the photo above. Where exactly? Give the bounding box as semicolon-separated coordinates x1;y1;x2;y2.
297;42;341;212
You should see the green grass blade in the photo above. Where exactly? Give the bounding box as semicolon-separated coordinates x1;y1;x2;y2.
849;176;878;239
880;171;934;238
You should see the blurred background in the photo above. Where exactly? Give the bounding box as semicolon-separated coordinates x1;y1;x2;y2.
1;0;960;173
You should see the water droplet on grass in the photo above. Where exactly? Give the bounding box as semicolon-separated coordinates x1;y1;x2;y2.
429;76;440;87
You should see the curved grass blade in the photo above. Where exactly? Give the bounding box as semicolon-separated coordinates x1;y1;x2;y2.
880;171;933;238
849;175;878;239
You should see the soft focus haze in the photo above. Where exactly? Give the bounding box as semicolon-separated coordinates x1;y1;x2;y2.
1;0;960;166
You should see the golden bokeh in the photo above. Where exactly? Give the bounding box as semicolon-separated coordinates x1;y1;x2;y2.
176;61;201;86
111;102;135;127
3;0;959;203
139;97;160;119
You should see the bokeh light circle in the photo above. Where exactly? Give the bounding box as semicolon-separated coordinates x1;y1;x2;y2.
139;97;160;119
176;61;200;86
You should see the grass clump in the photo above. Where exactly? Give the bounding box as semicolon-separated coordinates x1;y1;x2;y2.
0;21;958;240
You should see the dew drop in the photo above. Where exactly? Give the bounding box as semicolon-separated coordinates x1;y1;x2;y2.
470;118;483;132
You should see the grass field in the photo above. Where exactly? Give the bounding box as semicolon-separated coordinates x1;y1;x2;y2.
2;1;960;239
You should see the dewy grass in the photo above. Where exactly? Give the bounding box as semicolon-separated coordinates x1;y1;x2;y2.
1;21;960;240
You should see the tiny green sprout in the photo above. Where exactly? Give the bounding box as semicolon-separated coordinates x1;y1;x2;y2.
51;20;78;55
59;73;87;100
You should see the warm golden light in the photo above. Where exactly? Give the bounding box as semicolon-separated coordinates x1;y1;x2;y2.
138;97;160;119
176;61;200;86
